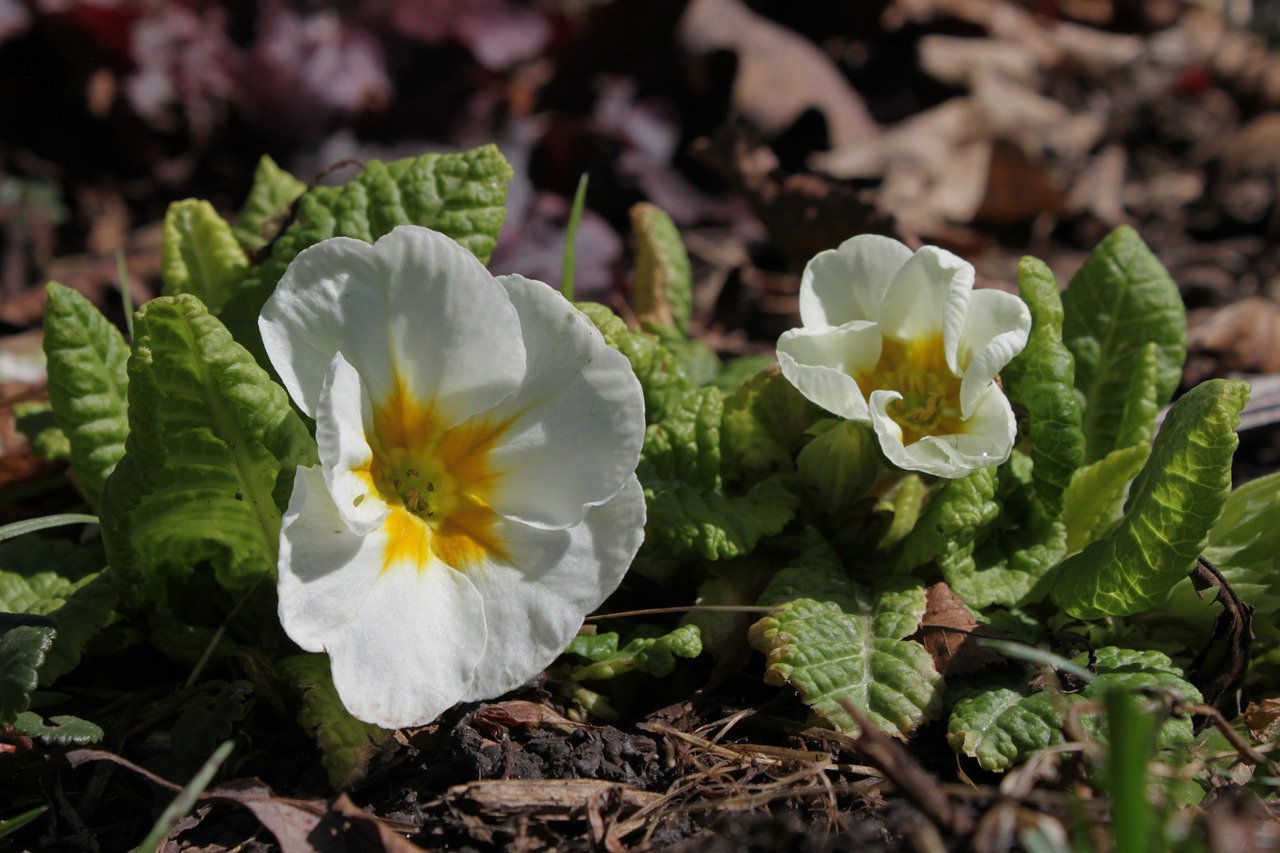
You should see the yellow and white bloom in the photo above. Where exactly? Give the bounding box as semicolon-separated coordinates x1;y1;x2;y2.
777;235;1031;478
260;225;646;728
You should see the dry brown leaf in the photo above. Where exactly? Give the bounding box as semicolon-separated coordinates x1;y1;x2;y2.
678;0;878;148
915;582;1006;677
445;778;661;820
1189;296;1280;376
1243;698;1280;744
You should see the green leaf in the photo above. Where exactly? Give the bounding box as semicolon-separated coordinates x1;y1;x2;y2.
1159;471;1280;643
750;533;941;738
219;146;514;359
896;457;1065;607
565;632;619;660
947;646;1201;771
1114;342;1161;452
577;302;700;423
99;295;317;608
1053;380;1247;619
710;354;776;394
279;654;391;789
570;624;702;680
631;202;692;336
161;199;249;314
639;385;722;490
797;420;879;518
1061;226;1187;463
13;402;70;462
874;474;927;549
896;468;999;574
233;155;306;250
720;364;817;488
0;536;113;686
0;624;55;723
644;475;798;560
1002;257;1084;514
25;571;117;685
42;282;129;506
12;711;103;746
1062;443;1150;554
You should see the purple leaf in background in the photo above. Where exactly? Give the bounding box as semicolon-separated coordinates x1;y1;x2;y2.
388;0;552;71
241;5;392;143
125;4;241;137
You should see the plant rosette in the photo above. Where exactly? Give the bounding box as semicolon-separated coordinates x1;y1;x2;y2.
259;225;646;728
777;235;1031;478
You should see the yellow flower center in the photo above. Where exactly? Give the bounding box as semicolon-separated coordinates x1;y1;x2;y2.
855;334;965;446
356;374;510;574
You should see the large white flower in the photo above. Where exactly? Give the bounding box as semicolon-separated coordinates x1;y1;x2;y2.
777;235;1031;478
259;225;646;728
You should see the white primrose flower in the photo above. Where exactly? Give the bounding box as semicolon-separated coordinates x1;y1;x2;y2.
777;235;1031;479
260;225;646;728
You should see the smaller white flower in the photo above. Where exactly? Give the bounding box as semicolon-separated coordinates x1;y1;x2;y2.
777;235;1031;478
259;226;646;728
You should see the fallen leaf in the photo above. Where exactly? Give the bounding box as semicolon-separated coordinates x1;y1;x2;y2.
1188;557;1253;721
915;582;1006;677
678;0;878;148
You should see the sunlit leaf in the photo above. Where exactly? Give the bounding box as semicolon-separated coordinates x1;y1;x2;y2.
100;295;316;608
1002;257;1084;514
1061;226;1186;463
233;155;306;250
1053;380;1247;619
162;199;249;313
43;283;129;506
631;202;692;336
751;533;941;737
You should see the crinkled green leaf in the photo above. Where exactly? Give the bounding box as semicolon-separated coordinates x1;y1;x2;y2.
1002;257;1084;514
25;571;117;685
0;624;55;722
233;155;305;250
161;200;249;314
661;337;722;387
99;295;317;608
897;457;1064;607
1114;342;1161;452
948;646;1201;771
1062;442;1150;555
631;202;692;336
1054;380;1247;619
751;533;941;738
639;385;722;490
1061;226;1187;463
14;402;70;462
0;536;114;686
12;711;103;746
1159;471;1280;648
571;624;702;680
581;305;799;561
645;475;798;560
565;632;619;660
219;147;514;360
577;302;699;423
896;468;999;574
279;654;391;789
43;282;129;506
720;364;817;488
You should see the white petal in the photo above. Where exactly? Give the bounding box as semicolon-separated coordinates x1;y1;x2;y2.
326;558;487;728
478;275;645;528
316;353;388;536
277;466;489;728
459;475;645;702
869;386;1015;478
957;289;1032;418
260;226;525;426
877;246;973;357
799;235;913;328
777;322;881;421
